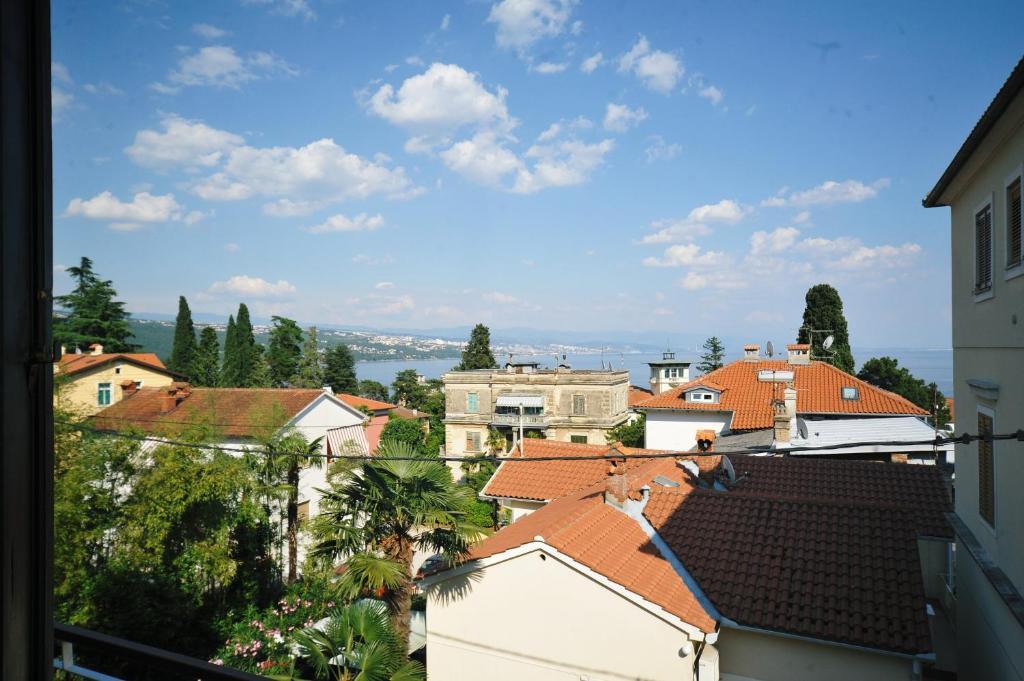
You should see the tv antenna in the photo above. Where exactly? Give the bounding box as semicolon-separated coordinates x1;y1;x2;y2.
765;341;775;358
800;326;836;360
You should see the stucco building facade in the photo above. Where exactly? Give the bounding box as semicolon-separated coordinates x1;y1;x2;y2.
54;344;181;416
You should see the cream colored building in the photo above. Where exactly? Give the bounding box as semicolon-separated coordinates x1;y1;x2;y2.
442;361;630;462
54;343;181;416
924;56;1024;681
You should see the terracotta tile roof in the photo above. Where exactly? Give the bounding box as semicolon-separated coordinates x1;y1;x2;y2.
786;343;810;350
57;352;178;377
92;385;328;438
636;359;927;429
628;385;653;407
470;459;717;633
391;405;430;421
335;393;395;412
481;439;671;502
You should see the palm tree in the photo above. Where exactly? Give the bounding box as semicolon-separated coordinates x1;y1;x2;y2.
310;440;486;645
287;600;424;681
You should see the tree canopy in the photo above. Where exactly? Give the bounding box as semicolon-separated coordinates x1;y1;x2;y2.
797;284;854;373
222;304;259;387
857;356;950;427
191;326;221;387
169;296;197;375
696;337;725;374
324;343;359;395
295;326;325;388
54;256;136;352
267;316;303;387
391;369;427;409
380;417;426;454
455;323;498;370
606;413;645;448
358;379;390;403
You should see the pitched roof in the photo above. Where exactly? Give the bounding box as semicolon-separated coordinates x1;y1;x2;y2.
636;359;927;429
57;352;179;378
481;439;671;502
325;424;370;457
628;385;653;407
391;405;430;421
335;393;396;412
92;385;331;438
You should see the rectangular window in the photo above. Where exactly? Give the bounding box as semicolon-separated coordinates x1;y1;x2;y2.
297;500;310;525
572;394;586;416
1008;177;1022;268
841;387;859;400
975;203;993;293
97;383;111;406
466;392;479;413
570;435;588;444
466;431;481;452
978;411;995;527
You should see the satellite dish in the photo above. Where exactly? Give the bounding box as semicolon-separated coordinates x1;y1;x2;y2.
765;341;775;358
822;335;835;350
721;455;736;484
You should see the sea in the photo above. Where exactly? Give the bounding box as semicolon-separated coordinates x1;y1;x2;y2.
356;347;954;397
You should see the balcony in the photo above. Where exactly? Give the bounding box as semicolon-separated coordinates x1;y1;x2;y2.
491;413;549;428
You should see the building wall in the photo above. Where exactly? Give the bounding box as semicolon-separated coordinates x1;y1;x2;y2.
645;410;732;451
426;549;707;681
717;627;913;681
499;498;545;522
941;86;1024;681
57;363;175;416
293;395;368;519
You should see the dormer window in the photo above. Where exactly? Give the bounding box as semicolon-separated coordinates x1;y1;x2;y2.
841;387;859;400
685;388;719;404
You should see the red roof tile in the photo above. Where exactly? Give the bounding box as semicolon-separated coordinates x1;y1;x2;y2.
628;385;653;407
335;393;396;412
481;439;671;502
637;359;927;429
92;385;330;438
58;352;177;377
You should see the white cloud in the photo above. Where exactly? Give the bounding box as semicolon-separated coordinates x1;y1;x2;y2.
52;88;74;122
644;135;681;163
375;281;395;290
679;271;707;290
191;172;255;201
618;35;683;94
52;62;73;85
82;81;124;96
192;23;229;39
514;137;614;193
487;0;577;51
698;84;723;105
242;0;315;21
679;270;747;291
570;19;583;35
64;191;184;227
638;199;748;244
642;243;725;268
532;61;568;74
440;132;527;189
405;55;425;67
183;209;209;226
750;226;800;255
793;210;811;224
483;291;520;304
125;113;245;171
764;178;891;207
797;236;921;270
208;274;296;298
152;46;296;93
440;14;451;30
262;198;325;217
537;122;561;142
688;199;749;223
580;51;603;73
305;212;385;234
603;102;648;132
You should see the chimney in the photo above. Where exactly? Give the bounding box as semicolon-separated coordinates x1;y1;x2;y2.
160;383;193;413
604;448;644;510
89;343;104;356
773;384;797;443
120;380;138;397
695;429;716;452
322;385;333;394
786;343;810;365
743;344;760;361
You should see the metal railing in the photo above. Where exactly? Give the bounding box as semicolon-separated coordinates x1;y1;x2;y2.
491;413;549;427
54;623;266;680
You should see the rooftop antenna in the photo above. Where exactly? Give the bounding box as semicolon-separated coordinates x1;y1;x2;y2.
765;341;775;358
800;326;836;360
822;335;834;350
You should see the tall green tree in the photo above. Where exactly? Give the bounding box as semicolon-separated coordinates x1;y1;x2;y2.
455;323;498;370
380;417;426;454
358;380;390;402
797;284;855;373
696;337;726;374
250;344;273;388
54;256;136;352
311;441;485;644
221;315;239;386
606;413;645;447
234;303;258;387
391;369;427;409
857;356;951;427
295;326;325;388
324;343;359;395
169;296;197;374
191;326;221;387
267;316;304;387
260;431;323;583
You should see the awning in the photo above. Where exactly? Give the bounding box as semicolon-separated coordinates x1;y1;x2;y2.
325;425;370;457
496;394;545;408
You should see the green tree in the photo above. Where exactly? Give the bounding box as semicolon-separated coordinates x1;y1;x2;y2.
391;369;427;409
221;315;239;386
250;344;274;388
191;326;221;387
54;256;136;352
797;284;855;373
169;296;197;374
857;357;951;428
455;323;498;370
291;600;425;681
324;344;359;395
380;417;426;454
268;316;304;387
235;303;258;386
260;431;323;583
606;413;645;448
311;441;485;643
295;326;325;388
696;337;725;374
359;380;390;402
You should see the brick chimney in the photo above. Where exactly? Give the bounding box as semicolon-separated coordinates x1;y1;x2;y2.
120;380;138;398
160;383;193;413
773;384;798;443
695;429;716;452
89;343;104;356
743;344;760;361
786;343;810;365
604;447;644;510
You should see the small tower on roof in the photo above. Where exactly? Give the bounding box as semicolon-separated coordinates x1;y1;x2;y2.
647;348;691;395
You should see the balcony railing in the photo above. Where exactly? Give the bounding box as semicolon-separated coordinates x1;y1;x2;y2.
491;413;549;428
54;623;266;680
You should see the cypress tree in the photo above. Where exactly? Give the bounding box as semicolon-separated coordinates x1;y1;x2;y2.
221;315;238;386
169;296;197;375
456;323;498;370
267;316;303;387
324;343;358;394
797;284;855;373
191;326;221;387
294;326;324;388
696;337;726;374
234;303;257;387
249;344;273;388
54;256;136;352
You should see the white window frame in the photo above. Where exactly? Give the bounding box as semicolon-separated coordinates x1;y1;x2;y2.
974;193;995;302
1005;165;1024;281
977;404;996;531
841;386;859;401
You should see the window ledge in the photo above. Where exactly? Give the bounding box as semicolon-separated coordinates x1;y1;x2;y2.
1005;262;1024;282
946;513;1024;631
974;287;994;303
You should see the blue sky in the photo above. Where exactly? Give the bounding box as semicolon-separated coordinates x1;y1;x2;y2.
51;0;1024;347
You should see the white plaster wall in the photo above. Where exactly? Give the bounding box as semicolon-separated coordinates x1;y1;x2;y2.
645;411;732;451
293;395;366;518
501;498;545;523
426;549;705;681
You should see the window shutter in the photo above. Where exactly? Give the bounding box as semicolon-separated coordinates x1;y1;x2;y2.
978;412;994;526
975;205;993;291
1009;179;1022;267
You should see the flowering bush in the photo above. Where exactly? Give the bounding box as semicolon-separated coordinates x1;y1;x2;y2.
211;575;339;674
